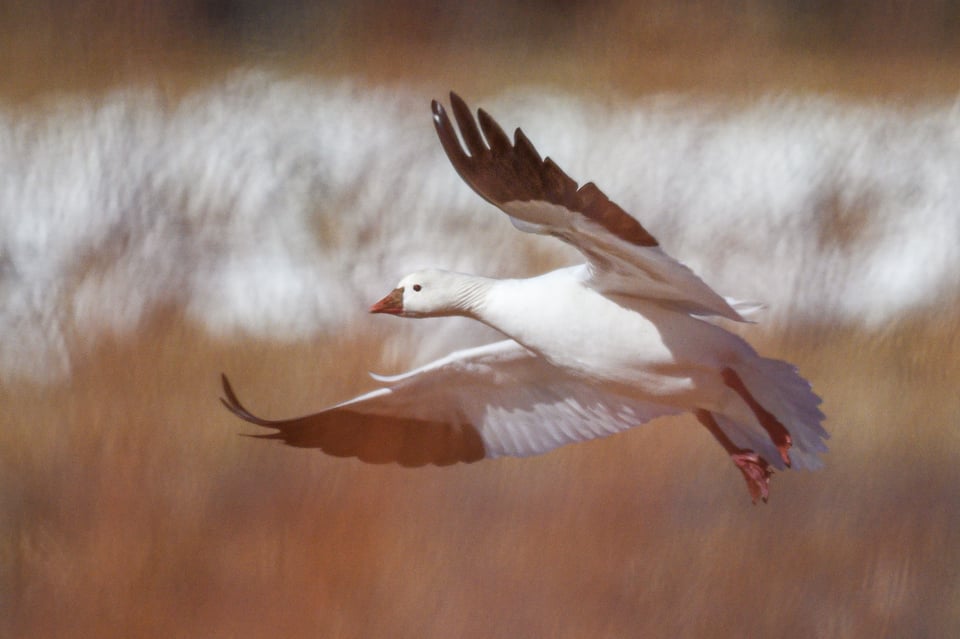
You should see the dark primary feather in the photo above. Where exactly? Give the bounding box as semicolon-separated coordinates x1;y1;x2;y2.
431;92;659;248
433;92;745;321
220;374;485;467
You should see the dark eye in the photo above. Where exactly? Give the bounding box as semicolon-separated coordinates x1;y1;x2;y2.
413;284;422;292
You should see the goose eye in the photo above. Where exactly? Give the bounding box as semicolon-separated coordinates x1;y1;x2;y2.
413;284;422;292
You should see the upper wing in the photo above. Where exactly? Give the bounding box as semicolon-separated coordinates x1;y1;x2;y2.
432;92;746;321
221;340;680;466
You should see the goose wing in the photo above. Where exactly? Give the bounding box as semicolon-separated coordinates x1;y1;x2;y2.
432;92;746;321
221;340;679;466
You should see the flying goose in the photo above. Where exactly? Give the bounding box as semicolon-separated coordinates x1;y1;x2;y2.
221;92;827;503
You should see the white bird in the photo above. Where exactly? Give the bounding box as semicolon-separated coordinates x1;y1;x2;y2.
221;92;827;503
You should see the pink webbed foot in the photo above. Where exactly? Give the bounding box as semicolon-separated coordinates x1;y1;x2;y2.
731;451;773;504
695;409;775;504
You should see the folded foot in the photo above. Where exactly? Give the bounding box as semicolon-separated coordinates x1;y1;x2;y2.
732;451;773;504
721;367;793;468
696;409;776;504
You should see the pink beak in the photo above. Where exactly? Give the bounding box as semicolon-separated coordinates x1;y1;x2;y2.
369;287;404;314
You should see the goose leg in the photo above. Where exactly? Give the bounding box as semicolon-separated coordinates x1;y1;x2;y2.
721;367;793;468
695;409;772;504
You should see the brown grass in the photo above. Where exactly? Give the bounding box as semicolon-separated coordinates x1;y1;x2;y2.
3;303;959;638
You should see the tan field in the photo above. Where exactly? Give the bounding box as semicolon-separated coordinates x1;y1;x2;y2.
2;3;960;637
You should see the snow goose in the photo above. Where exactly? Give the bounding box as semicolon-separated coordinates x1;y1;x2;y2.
221;92;827;503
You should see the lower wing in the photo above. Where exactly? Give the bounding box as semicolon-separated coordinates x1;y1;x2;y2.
221;340;680;466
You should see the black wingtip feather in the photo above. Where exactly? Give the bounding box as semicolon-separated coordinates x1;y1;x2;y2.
220;372;486;465
448;90;466;110
477;108;511;152
220;373;282;427
431;92;660;248
513;128;542;163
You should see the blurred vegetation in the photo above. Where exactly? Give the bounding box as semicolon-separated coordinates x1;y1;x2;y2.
4;0;958;52
2;306;959;637
3;0;960;98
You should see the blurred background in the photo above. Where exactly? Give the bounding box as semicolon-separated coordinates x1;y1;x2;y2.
2;1;959;637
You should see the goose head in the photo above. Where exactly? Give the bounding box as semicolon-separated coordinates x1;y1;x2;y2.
370;269;485;318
